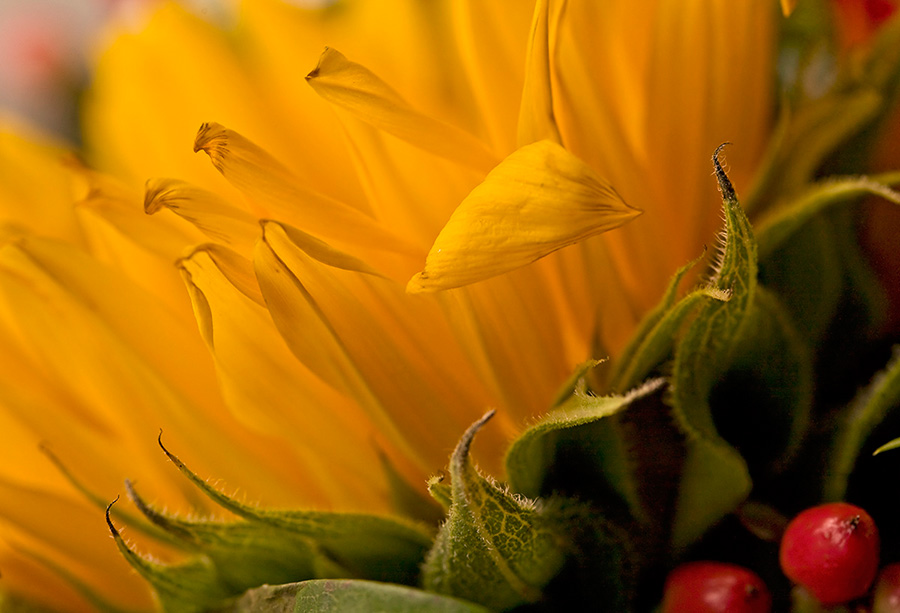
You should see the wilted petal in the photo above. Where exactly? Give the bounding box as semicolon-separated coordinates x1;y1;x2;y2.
408;140;640;293
306;47;499;172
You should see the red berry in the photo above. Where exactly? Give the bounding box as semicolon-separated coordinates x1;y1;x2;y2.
661;561;772;613
873;563;900;613
779;502;880;605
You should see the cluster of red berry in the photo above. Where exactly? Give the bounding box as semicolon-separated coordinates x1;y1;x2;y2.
661;503;896;612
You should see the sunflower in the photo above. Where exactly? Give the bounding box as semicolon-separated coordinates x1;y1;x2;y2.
5;0;890;610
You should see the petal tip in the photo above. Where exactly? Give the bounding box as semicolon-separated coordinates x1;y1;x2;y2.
405;273;430;294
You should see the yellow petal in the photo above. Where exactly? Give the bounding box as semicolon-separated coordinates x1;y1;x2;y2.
0;235;313;510
0;481;154;610
178;245;390;510
0;123;82;246
144;178;259;250
255;221;514;475
450;0;535;152
306;47;499;172
517;0;563;146
82;3;284;194
781;0;798;16
408;140;641;293
193;122;421;268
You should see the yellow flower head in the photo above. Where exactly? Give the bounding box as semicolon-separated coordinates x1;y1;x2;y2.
0;0;777;609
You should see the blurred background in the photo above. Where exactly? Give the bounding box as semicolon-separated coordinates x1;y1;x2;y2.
0;0;225;142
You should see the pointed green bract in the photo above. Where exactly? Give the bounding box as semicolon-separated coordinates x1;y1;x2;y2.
107;500;232;613
422;412;567;610
155;435;433;584
106;438;436;612
505;377;664;514
669;145;757;549
826;348;900;500
230;580;491;613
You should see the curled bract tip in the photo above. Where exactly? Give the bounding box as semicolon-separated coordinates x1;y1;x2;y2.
105;495;121;535
712;143;737;203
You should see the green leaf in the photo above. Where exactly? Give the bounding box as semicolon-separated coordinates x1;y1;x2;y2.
825;347;900;500
874;437;900;455
755;175;900;263
711;286;813;473
505;377;665;516
422;412;568;610
668;145;757;549
230;580;491;613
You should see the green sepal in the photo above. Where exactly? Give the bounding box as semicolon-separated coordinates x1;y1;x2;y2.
123;480;353;590
228;580;491;613
422;412;567;611
106;499;232;613
668;146;757;549
825;347;900;500
505;377;665;517
155;435;434;585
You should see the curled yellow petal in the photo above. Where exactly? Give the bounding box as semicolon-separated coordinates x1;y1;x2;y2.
407;140;641;293
145;178;259;250
193;122;419;262
306;47;499;172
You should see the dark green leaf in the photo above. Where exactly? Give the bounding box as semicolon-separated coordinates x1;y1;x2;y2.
825;347;900;500
711;286;813;473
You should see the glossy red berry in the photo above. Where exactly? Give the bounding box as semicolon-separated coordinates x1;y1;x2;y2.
873;563;900;613
779;502;880;605
661;561;772;613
